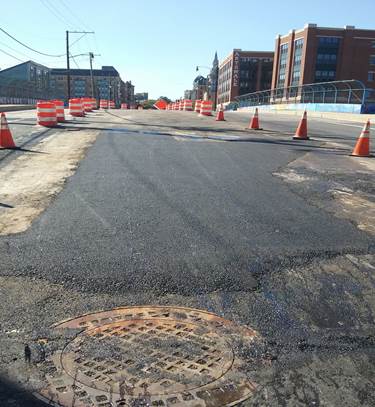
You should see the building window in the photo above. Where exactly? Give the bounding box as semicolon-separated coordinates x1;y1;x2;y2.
318;36;340;45
277;43;289;88
291;38;304;86
315;37;340;82
370;55;375;65
371;41;375;48
368;72;375;82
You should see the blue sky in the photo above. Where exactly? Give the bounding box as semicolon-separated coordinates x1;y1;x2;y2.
0;0;374;99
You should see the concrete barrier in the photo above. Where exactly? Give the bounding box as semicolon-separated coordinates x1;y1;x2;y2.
0;104;35;112
238;105;374;123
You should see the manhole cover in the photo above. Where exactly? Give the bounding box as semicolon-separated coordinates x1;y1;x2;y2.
35;306;258;406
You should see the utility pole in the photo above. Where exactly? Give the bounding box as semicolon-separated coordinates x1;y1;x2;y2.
65;30;94;100
89;52;94;98
66;31;70;100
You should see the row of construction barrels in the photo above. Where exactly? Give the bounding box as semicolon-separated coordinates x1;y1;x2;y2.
36;97;97;127
166;99;213;116
99;100;116;109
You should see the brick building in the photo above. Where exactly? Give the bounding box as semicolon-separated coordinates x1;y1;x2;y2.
121;80;135;105
192;75;209;100
50;65;123;103
0;60;56;100
272;24;375;91
217;49;274;105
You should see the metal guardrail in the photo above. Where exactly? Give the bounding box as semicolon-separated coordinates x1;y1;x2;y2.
235;80;375;108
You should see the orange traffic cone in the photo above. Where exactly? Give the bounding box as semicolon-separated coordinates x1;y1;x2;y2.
293;111;309;140
216;104;225;121
0;112;16;148
351;120;371;157
248;108;261;130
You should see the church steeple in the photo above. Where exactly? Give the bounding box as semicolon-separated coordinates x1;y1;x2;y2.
212;51;218;67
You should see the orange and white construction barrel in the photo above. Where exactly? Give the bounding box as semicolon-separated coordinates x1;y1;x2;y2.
81;98;93;112
100;99;108;109
69;98;85;117
183;99;193;111
199;100;213;116
109;100;116;109
194;100;202;113
51;99;65;122
37;101;57;127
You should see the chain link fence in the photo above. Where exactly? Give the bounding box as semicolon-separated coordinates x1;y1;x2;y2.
234;80;375;113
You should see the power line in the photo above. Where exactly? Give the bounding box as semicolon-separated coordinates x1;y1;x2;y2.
70;53;80;69
70;33;87;48
60;0;92;31
0;27;65;57
39;0;73;28
0;40;35;60
0;48;24;63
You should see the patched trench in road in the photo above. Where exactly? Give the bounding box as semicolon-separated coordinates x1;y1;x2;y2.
33;306;259;407
0;129;99;235
1;111;375;406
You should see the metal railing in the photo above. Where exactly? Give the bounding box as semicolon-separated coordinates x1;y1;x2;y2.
235;80;375;109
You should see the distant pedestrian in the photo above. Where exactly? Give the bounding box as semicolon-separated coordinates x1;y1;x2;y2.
24;344;31;364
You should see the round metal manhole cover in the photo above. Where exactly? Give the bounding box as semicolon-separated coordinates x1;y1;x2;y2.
35;306;258;406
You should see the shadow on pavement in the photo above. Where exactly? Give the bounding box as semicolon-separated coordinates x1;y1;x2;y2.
0;375;47;406
0;202;14;208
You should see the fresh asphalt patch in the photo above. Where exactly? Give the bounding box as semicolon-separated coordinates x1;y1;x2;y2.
0;110;374;406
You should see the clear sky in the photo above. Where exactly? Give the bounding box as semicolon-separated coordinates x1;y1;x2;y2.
0;0;374;99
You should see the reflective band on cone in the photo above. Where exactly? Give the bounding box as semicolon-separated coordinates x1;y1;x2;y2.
351;120;371;157
37;102;57;127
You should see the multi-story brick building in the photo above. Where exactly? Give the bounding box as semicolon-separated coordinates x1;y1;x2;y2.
192;75;209;100
121;80;135;105
0;60;56;100
217;49;274;105
50;65;123;103
272;24;375;91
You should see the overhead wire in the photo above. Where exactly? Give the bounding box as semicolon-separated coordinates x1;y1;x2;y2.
60;0;92;31
0;39;38;61
70;53;80;69
39;0;73;28
70;33;87;48
0;27;65;57
0;48;24;63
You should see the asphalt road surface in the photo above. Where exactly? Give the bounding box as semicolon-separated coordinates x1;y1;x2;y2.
0;108;374;406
